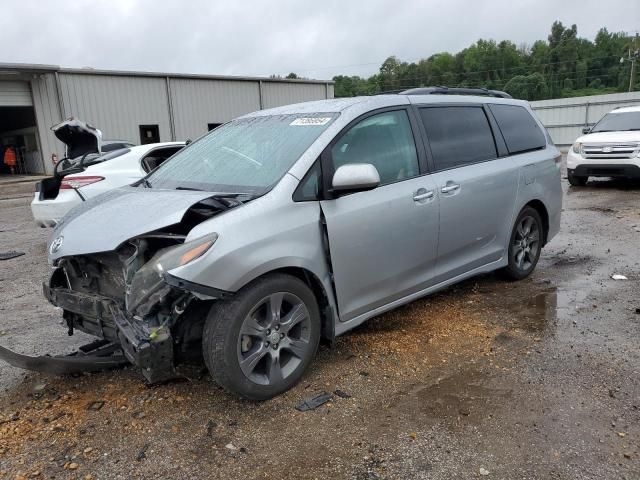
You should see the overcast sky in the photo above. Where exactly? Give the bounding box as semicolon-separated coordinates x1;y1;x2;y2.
1;0;637;80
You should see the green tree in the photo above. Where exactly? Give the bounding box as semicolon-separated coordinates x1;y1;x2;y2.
331;21;633;99
504;73;548;100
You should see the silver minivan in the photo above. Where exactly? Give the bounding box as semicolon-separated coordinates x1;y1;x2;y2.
1;88;562;399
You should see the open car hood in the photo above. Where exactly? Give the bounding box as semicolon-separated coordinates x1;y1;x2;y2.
52;118;103;159
48;187;219;261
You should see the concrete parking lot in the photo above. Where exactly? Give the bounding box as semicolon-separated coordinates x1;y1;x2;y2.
0;175;639;479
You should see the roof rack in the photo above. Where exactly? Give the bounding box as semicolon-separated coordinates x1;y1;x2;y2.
399;86;512;99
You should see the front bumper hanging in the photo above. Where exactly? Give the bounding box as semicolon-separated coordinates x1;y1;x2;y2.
0;281;177;383
0;339;128;375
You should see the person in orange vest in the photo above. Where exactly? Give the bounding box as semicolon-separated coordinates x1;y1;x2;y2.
4;146;17;174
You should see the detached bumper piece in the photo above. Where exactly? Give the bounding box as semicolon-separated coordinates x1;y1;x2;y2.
0;339;128;375
42;280;178;384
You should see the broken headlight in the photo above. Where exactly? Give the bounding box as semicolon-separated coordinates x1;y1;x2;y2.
126;233;218;314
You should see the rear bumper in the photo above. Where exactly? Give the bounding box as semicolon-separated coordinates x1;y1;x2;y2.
569;164;640;179
30;190;82;227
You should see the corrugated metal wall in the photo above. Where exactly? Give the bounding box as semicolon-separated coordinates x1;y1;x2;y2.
57;73;173;144
0;80;32;106
30;74;63;173
28;72;333;174
531;92;640;147
169;78;261;140
262;82;329;109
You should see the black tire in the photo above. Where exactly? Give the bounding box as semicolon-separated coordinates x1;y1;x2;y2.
500;206;544;281
567;170;588;186
202;273;320;400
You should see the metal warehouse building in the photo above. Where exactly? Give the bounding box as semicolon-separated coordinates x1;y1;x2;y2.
0;63;334;175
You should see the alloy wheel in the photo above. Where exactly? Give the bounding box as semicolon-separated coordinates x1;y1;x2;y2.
237;292;311;385
512;215;540;271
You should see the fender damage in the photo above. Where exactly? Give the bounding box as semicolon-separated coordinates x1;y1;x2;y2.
0;189;247;383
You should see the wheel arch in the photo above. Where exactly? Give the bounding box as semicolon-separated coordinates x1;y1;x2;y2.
236;266;337;344
523;199;550;245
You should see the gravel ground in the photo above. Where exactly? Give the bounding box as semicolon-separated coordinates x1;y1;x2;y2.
0;174;639;479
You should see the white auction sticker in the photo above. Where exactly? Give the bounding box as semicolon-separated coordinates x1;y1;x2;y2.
290;117;332;126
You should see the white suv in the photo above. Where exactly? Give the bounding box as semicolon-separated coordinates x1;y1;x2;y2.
567;106;640;186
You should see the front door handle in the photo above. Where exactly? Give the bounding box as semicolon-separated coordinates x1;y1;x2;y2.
413;189;434;202
441;183;460;194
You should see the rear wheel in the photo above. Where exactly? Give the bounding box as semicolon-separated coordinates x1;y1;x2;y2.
500;207;543;281
202;273;320;400
567;170;588;186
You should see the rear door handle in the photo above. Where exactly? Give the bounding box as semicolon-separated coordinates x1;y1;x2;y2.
441;183;460;193
413;189;434;202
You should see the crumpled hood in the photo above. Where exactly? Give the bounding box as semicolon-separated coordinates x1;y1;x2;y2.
48;187;216;261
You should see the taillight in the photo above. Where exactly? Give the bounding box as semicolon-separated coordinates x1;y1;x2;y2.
60;176;104;189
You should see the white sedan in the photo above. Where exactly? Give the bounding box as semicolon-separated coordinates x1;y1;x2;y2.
31;142;185;227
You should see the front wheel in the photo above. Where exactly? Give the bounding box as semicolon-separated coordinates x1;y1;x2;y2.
500;207;543;281
202;273;320;400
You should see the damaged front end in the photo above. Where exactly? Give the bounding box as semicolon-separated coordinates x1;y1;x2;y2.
1;189;246;383
44;231;223;383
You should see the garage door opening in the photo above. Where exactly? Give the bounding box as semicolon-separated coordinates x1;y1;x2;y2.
0;105;43;175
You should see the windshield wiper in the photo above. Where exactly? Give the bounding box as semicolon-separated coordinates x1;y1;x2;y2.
176;186;204;191
139;178;152;188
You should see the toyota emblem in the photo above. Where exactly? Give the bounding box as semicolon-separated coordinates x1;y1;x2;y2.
50;236;64;254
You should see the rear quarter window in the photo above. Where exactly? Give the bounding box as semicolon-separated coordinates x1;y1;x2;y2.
419;106;497;171
489;104;546;155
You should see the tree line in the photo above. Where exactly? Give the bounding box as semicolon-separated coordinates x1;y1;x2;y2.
328;22;637;100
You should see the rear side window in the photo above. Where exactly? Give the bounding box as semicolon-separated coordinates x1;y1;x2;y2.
489;104;546;154
331;110;419;185
141;146;183;172
419;106;497;171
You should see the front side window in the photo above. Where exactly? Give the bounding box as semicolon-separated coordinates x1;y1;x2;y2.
489;104;546;154
420;106;497;171
331;110;419;185
590;111;640;133
146;114;337;194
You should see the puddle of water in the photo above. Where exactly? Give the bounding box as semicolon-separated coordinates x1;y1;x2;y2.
488;286;589;335
384;368;513;428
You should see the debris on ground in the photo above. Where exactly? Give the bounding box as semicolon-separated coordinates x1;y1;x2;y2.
86;400;105;411
136;443;150;461
0;251;24;261
479;467;490;476
206;420;217;437
295;391;333;411
225;443;238;451
334;389;351;399
0;411;19;425
611;274;628;280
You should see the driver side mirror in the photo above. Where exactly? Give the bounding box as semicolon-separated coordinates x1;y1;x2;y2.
331;163;380;193
582;127;591;134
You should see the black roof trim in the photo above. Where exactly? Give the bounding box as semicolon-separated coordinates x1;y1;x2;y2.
399;86;512;99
